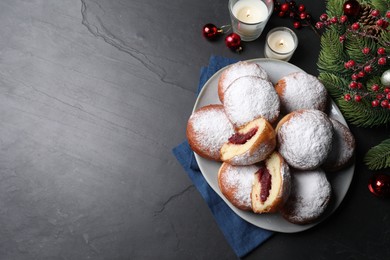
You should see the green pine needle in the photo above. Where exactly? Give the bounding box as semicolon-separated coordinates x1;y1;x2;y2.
364;138;390;170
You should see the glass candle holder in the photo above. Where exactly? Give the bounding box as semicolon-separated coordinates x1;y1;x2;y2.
228;0;273;42
264;27;298;61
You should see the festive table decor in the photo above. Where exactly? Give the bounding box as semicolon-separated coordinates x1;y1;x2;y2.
316;0;390;173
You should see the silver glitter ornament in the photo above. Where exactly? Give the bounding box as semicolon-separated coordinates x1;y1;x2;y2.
380;69;390;86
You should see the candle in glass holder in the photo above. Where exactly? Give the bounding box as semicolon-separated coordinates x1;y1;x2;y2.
229;0;273;42
264;27;298;61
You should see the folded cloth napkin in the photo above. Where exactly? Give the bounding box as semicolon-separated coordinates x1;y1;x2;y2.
172;55;274;258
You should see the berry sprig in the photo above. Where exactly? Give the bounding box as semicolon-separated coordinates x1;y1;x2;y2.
316;6;390;109
342;45;390;109
316;8;390;44
273;0;320;36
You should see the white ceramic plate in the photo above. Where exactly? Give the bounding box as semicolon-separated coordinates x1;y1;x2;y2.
193;58;355;233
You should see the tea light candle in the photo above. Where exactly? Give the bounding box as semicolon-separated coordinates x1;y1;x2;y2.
264;27;298;61
229;0;272;41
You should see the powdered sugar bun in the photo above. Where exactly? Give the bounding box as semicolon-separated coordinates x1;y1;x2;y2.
276;109;333;170
186;104;234;161
251;151;291;213
280;168;332;225
218;61;269;103
275;72;328;114
223;76;280;128
322;118;356;172
220;117;276;166
218;163;258;211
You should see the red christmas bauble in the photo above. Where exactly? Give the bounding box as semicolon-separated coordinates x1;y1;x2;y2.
202;23;222;41
368;173;390;198
225;33;242;52
343;0;361;18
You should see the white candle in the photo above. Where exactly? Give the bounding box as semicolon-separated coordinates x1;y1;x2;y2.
264;27;298;61
229;0;272;41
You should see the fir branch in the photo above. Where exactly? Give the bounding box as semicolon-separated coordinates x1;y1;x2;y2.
371;0;390;13
364;138;390;170
318;29;348;73
338;98;390;126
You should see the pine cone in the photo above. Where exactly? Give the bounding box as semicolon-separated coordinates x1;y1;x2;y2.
358;5;381;37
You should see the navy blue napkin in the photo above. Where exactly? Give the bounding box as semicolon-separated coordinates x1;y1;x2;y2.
172;55;274;258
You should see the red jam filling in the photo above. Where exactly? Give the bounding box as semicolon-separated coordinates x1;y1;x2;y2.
228;127;258;145
257;166;272;203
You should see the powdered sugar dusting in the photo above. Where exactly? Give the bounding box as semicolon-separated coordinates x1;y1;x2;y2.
284;169;331;223
228;141;274;165
223;164;258;208
277;110;333;170
323;118;355;171
190;106;234;158
224;76;280;127
220;62;269;95
280;72;327;113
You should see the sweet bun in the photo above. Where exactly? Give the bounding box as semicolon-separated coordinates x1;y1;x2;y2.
220;117;276;165
218;61;269;103
223;76;280;128
251;151;291;213
276;109;333;170
186;104;234;161
280;168;332;225
275;72;328;114
217;163;258;211
322;118;355;172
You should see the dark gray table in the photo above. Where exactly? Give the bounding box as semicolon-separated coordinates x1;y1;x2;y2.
0;0;389;259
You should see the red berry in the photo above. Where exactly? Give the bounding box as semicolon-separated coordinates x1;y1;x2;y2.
362;47;370;54
377;19;385;27
278;11;286;17
351;22;360;30
346;59;356;68
357;82;363;89
377;93;384;100
386;93;390;100
386;11;390;18
377;47;386;55
300;12;308;20
340;15;348;23
339;35;346;42
382;21;390;29
280;3;290;12
364;65;372;73
354;95;362;102
372;100;380;107
371;9;380;17
298;4;305;12
378;57;387;65
293;21;302;29
316;22;324;29
344;94;352;101
358;71;365;78
320;13;328;21
351;74;359;80
381;99;389;108
372;84;380;92
330;16;338;24
384;87;390;93
349;81;358;89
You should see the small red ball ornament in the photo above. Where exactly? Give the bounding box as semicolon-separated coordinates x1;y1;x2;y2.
225;33;242;52
368;173;390;198
343;0;361;18
202;23;223;41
